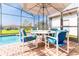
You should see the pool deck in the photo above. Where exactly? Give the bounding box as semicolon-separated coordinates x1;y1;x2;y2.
0;40;79;56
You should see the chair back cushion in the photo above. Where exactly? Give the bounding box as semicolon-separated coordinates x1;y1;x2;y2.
58;31;67;44
24;35;36;42
23;29;27;36
20;29;27;42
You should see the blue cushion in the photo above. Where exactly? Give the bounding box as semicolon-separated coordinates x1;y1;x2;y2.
48;38;65;47
48;30;67;47
58;31;66;44
58;43;65;47
48;38;56;44
23;35;36;42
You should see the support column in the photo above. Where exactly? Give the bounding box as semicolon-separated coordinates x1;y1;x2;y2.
60;12;63;30
33;16;35;30
31;15;35;31
0;4;2;34
20;9;22;28
46;15;48;30
77;7;79;43
42;4;44;30
38;15;39;30
49;18;52;30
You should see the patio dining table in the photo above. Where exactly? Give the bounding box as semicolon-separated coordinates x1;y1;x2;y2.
31;30;56;48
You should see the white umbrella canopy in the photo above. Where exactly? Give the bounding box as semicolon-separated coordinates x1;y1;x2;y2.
21;3;70;15
20;3;70;30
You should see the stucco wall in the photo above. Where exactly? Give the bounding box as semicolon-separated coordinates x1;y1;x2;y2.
51;13;77;36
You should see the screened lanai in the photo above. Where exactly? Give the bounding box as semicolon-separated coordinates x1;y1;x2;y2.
0;3;34;33
20;3;79;55
0;3;79;56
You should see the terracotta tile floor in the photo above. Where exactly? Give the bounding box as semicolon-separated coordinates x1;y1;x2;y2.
0;41;79;56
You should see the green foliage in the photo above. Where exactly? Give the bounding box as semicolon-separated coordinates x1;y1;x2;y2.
0;29;31;35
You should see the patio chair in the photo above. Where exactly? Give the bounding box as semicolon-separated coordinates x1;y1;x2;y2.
47;30;69;55
20;28;37;42
47;30;68;47
19;28;38;50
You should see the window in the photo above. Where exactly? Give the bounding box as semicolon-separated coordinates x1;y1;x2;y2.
63;20;69;26
2;15;20;27
21;17;33;32
63;14;77;37
2;4;21;16
52;17;60;28
69;17;77;26
0;3;34;34
0;4;1;13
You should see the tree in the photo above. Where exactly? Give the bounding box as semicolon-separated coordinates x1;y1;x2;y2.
22;19;32;30
22;19;29;27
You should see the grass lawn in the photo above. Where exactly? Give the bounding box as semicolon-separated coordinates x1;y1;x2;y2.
0;29;31;35
69;35;77;38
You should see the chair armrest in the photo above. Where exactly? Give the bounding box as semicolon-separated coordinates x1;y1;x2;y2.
23;36;30;38
23;35;37;39
47;36;56;40
20;36;30;39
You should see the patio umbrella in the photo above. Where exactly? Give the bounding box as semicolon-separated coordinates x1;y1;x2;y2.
20;3;79;55
21;3;70;30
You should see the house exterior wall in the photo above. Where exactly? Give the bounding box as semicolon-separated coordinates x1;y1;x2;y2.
50;12;77;37
51;17;61;29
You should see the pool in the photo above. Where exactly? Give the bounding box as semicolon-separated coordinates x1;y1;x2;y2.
0;35;20;45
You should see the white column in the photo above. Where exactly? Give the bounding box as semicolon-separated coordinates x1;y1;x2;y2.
77;7;79;43
48;18;52;30
56;32;59;56
67;31;69;53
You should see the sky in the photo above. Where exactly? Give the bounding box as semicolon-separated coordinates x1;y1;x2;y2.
0;3;45;27
0;4;34;26
0;4;47;27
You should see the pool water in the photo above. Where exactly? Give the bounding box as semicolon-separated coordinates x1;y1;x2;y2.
0;35;20;45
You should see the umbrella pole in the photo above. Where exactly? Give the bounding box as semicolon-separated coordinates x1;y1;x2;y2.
60;12;63;30
77;7;79;44
42;4;44;30
37;5;41;30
